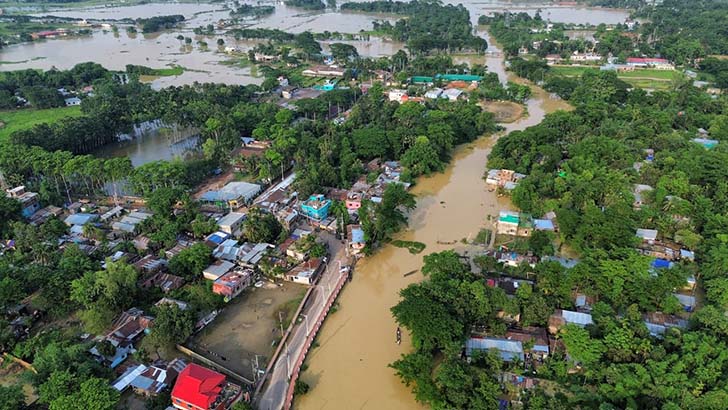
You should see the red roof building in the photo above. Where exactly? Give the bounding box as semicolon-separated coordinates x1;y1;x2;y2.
171;364;242;410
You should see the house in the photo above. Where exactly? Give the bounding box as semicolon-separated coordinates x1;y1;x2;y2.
132;255;167;275
487;277;535;295
165;242;192;259
281;86;298;99
112;211;152;234
643;312;688;337
254;52;278;62
112;358;187;395
348;224;366;255
388;89;407;103
505;327;550;360
171;363;242;410
64;213;98;230
492;251;538;268
626;57;674;70
301;65;346;77
213;269;254;302
424;88;443;99
574;293;596;313
100;205;125;222
6;186;40;218
674;293;696;312
64;97;82;106
441;88;464;101
345;191;365;211
465;337;524;361
106;308;154;347
238;242;274;267
633;184;653;209
213;239;241;262
200;181;262;209
142;272;185;293
485;169;526;191
496;211;534;237
636;228;658;243
692;138;719;149
203;260;235;281
217;212;246;235
300;194;331;221
133;235;151;251
545;54;563;65
29;205;63;226
205;231;230;248
533;219;555;231
286;239;310;261
548;309;593;334
286;257;324;285
570;52;602;63
155;298;189;311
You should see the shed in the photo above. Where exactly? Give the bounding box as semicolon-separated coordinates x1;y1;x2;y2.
203;260;235;281
465;337;524;361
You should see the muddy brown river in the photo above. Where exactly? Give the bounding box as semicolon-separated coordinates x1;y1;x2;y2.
295;39;571;409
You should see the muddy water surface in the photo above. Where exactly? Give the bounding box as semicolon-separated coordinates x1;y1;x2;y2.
296;49;570;409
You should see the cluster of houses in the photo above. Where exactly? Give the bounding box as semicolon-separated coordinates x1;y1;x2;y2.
385;74;482;104
545;52;676;72
486;169;527;192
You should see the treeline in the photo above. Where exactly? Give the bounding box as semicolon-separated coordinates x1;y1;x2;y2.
230;4;275;17
284;0;325;10
343;0;487;54
0;62;109;109
638;0;728;62
136;14;185;33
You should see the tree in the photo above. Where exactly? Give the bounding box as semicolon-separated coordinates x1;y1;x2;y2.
190;214;217;238
49;377;120;410
146;304;195;350
70;261;138;333
401;136;443;176
168;243;212;281
0;385;24;410
294;380;310;395
39;370;77;404
0;196;21;237
243;208;283;243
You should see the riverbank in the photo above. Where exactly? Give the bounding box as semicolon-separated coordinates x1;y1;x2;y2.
294;49;571;409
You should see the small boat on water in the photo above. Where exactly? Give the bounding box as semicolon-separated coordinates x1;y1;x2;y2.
396;327;402;345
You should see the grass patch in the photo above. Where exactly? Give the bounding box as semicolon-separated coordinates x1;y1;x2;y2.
276;293;305;329
153;65;185;76
551;65;683;87
391;240;427;254
0;106;83;141
473;229;492;245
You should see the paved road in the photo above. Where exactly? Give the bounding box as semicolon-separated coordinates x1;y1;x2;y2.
258;233;349;410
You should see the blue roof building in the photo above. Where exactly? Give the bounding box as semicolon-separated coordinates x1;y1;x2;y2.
300;194;331;221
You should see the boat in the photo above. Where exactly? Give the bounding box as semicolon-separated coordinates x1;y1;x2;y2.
396;327;402;345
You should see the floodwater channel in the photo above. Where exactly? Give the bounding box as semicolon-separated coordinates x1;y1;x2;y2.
295;36;571;410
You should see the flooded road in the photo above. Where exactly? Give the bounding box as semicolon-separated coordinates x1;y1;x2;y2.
295;42;570;410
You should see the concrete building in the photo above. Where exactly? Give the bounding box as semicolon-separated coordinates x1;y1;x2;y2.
213;269;254;302
300;194;331;221
203;260;235;281
6;186;40;218
217;212;246;235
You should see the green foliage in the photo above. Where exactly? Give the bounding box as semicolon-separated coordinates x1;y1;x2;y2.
169;243;213;282
70;260;138;333
145;304;195;349
49;377;119;410
294;380;311;395
391;240;426;254
243;208;283;243
0;385;24;410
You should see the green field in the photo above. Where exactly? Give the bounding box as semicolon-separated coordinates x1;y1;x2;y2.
0;106;84;141
550;65;683;90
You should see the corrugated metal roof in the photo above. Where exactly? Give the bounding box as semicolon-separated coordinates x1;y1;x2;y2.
561;310;593;326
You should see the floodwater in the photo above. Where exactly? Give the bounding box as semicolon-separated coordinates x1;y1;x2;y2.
2;0;629;86
295;40;571;410
95;124;200;167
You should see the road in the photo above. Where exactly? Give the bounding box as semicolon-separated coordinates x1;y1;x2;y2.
257;232;349;410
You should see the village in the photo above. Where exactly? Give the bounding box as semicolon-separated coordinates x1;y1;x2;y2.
0;151;415;409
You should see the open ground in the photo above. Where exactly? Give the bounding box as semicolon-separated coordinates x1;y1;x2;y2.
188;281;307;381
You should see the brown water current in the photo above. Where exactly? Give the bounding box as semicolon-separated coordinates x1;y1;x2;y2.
295;50;571;410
